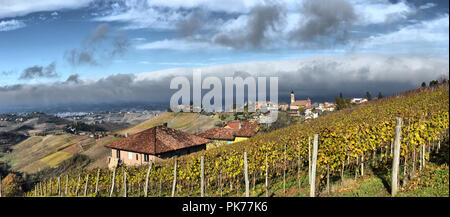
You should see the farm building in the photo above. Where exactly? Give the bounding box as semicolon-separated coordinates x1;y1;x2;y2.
105;125;210;168
197;121;259;148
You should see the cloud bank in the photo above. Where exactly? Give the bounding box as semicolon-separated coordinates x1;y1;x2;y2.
0;0;93;19
1;54;447;107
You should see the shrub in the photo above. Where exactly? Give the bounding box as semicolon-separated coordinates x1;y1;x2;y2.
2;173;24;197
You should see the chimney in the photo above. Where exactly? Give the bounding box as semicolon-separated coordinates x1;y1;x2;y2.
239;123;242;129
125;132;129;137
163;122;168;127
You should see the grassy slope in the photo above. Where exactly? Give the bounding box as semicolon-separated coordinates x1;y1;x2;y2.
116;112;221;135
1;134;84;173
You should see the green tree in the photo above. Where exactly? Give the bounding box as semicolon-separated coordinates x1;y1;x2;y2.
429;80;439;86
335;92;351;110
378;92;383;99
297;106;305;115
366;91;372;101
421;82;426;87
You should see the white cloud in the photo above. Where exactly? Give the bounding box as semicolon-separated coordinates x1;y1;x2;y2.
136;54;449;86
352;0;416;25
135;39;226;51
360;15;449;52
93;5;184;30
419;3;436;10
0;19;26;31
132;37;146;42
0;0;92;19
92;0;300;30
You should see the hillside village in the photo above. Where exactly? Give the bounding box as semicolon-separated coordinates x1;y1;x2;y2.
100;90;379;168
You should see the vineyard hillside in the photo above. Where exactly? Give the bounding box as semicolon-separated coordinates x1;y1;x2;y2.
25;84;449;197
115;112;221;136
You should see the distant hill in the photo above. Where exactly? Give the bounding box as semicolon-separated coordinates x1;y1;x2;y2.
116;112;221;136
0;112;220;175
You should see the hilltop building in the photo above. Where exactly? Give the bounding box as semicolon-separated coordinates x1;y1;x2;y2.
350;98;368;104
289;90;311;115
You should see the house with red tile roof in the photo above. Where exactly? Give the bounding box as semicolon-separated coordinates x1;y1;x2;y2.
105;125;210;168
197;121;259;149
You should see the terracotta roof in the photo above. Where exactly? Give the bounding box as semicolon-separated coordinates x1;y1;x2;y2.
291;100;309;106
226;121;259;137
196;127;236;140
197;121;259;140
105;125;210;155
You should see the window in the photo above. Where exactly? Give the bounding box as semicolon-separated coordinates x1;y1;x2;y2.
128;152;132;160
144;154;149;162
136;154;139;160
116;150;120;158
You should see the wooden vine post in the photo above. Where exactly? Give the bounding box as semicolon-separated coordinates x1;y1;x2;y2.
0;176;2;197
75;174;81;196
298;143;301;190
123;167;127;197
144;162;153;197
65;174;68;196
341;160;345;186
391;117;402;197
171;157;178;197
244;151;249;197
200;155;205;197
310;134;318;197
95;169;100;194
58;176;61;196
46;179;52;196
422;144;426;169
308;136;311;185
84;174;89;196
110;166;116;197
219;174;223;197
159;179;162;197
327;164;330;195
283;144;286;196
265;149;269;197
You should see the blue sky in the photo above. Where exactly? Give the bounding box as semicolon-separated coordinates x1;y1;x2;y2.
0;0;448;110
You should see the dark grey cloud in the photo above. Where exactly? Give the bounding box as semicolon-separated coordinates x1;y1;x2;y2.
64;23;130;66
91;23;109;43
1;70;16;76
65;74;80;83
0;73;171;107
19;62;58;80
111;32;130;57
0;84;22;92
289;0;356;47
213;3;285;49
1;54;447;108
176;10;205;37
